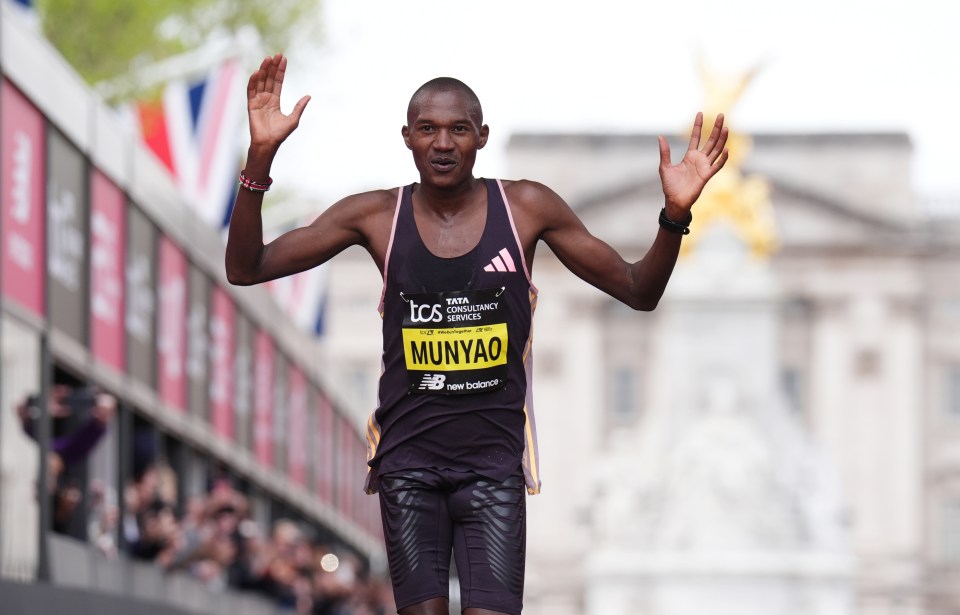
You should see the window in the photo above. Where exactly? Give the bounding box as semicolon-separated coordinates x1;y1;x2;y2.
940;498;960;564
608;366;638;423
947;365;960;419
781;367;805;414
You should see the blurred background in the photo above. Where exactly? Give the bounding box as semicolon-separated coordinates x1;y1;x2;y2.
1;1;958;614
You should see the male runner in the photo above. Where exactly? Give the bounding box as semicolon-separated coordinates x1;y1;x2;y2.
226;54;729;615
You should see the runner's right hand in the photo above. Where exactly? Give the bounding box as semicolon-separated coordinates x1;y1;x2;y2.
246;53;311;151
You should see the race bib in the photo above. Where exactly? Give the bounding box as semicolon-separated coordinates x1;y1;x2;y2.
401;287;508;395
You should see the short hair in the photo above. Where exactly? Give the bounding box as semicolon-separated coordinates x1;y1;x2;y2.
407;77;483;127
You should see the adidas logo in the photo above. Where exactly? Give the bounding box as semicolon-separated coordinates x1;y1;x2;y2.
483;248;516;273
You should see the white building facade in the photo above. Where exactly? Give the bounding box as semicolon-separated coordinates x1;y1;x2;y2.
320;131;960;615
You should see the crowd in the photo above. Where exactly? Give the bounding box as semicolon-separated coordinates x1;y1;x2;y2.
112;463;394;614
17;384;394;614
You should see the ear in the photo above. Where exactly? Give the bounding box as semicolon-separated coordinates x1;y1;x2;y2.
401;125;412;150
477;124;489;150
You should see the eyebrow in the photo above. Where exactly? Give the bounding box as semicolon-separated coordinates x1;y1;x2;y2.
413;117;474;126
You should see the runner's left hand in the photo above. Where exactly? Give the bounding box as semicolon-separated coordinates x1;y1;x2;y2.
657;112;729;220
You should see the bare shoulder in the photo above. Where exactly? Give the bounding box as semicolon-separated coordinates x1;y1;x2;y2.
312;187;400;266
314;187;399;240
500;178;571;236
326;187;399;224
500;178;560;205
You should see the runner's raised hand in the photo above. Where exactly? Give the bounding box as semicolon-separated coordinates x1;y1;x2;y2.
246;53;311;151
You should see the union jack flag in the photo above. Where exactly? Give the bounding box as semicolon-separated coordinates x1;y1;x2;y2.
135;58;245;229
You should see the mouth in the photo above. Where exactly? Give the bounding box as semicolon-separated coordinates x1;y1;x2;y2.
430;156;458;172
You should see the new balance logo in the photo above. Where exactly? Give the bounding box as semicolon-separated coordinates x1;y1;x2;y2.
483;248;517;273
418;374;446;391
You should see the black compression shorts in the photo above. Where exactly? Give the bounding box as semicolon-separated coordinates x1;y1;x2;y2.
377;467;526;614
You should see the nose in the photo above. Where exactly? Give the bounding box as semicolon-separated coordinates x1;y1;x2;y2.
433;128;454;151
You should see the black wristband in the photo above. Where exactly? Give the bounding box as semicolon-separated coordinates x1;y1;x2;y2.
658;207;692;235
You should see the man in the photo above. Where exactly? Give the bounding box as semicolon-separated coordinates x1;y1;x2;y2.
226;53;729;615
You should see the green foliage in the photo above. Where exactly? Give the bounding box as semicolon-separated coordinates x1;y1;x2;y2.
35;0;321;96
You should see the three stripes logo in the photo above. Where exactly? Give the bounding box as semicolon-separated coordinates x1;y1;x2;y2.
418;374;446;391
483;248;516;273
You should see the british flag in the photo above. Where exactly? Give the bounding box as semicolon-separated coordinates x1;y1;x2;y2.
135;58;245;229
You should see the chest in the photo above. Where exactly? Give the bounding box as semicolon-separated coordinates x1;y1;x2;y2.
411;198;488;259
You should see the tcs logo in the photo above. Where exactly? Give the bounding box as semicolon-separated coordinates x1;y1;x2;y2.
409;300;442;323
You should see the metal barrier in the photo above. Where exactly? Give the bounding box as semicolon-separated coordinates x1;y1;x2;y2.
46;534;283;615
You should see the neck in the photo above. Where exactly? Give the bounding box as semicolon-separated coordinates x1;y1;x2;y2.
414;176;482;213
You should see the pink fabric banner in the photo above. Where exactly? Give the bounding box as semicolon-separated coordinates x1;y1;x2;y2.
314;394;334;503
287;367;308;486
209;286;235;440
158;237;187;411
338;417;355;519
89;169;126;370
253;330;275;465
1;80;45;316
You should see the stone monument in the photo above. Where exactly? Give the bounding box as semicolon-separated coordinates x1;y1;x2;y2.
585;65;855;615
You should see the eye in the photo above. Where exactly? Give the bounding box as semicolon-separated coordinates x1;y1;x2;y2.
452;125;469;133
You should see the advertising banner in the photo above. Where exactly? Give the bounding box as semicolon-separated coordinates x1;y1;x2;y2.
47;128;88;343
1;80;45;316
89;169;125;371
125;206;156;387
272;355;288;470
233;313;253;450
287;366;308;486
186;266;210;418
337;416;355;519
209;286;235;440
314;393;334;504
158;237;187;411
253;329;274;466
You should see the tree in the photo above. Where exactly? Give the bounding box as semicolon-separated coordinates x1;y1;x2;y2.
35;0;322;99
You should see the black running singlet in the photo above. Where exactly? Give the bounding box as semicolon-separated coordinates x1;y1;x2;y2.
364;179;542;495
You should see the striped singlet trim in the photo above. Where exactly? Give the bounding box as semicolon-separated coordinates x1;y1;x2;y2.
496;179;538;293
497;180;541;494
368;188;404;469
377;187;405;315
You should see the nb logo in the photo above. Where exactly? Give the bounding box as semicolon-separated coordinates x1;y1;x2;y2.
418;374;446;391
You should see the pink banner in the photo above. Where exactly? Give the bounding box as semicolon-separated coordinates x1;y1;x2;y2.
253;330;275;465
1;80;46;316
158;237;187;411
338;417;355;519
361;434;376;534
209;286;235;440
89;169;126;370
288;367;308;486
360;470;377;536
314;394;334;503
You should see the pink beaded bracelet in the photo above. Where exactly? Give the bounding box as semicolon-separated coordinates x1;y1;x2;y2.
238;170;273;193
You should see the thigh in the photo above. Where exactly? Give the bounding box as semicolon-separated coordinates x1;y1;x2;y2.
448;471;526;615
378;470;454;610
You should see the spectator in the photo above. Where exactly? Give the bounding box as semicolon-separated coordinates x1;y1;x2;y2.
17;386;117;537
86;479;119;558
19;386;116;466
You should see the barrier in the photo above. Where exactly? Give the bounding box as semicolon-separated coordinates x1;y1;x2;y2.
46;534;283;615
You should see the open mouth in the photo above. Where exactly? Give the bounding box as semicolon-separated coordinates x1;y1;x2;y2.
430;157;457;171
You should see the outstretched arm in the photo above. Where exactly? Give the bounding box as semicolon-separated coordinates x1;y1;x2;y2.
225;54;351;286
531;113;728;310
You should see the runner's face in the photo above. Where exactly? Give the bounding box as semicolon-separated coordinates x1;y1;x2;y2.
402;90;488;189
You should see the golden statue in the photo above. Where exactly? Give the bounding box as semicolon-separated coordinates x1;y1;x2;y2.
682;59;777;259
